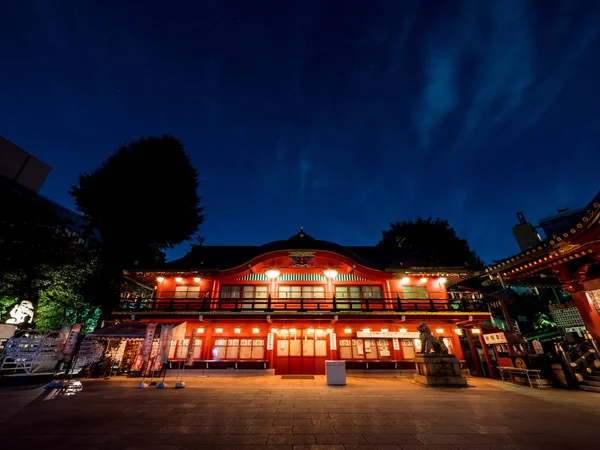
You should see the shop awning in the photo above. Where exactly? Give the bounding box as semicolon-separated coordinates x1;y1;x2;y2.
88;321;187;340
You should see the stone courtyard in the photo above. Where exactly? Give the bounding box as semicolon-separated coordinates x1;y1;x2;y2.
1;375;599;450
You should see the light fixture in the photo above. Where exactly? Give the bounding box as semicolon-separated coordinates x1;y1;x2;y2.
471;328;481;334
175;277;183;283
197;328;204;333
234;328;241;334
265;269;280;279
326;328;333;333
344;328;352;334
454;328;463;335
215;328;223;333
362;328;371;333
194;277;201;283
252;328;260;333
307;328;315;334
280;329;288;334
381;328;389;333
399;277;410;285
270;328;277;333
156;276;165;282
436;328;444;334
439;277;447;284
316;329;324;335
420;277;428;283
323;269;338;279
399;328;407;333
289;328;296;334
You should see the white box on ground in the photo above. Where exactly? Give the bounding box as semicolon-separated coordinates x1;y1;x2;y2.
325;360;346;386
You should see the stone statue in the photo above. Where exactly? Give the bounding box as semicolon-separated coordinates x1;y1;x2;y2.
416;322;449;355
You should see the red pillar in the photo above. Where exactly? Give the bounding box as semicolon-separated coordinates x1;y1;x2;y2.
478;332;495;379
571;291;600;344
451;332;465;360
201;323;213;361
466;330;482;376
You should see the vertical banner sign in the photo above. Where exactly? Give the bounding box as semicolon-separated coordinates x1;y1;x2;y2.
329;333;337;351
158;325;173;362
62;324;82;361
56;324;72;360
266;333;274;350
186;329;197;366
392;338;400;351
141;323;158;362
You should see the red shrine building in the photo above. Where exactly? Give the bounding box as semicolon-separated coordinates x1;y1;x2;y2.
486;191;600;345
117;229;491;375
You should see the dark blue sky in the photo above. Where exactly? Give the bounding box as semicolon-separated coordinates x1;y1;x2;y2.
2;0;600;264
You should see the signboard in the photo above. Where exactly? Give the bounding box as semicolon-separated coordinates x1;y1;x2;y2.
157;325;174;361
0;324;17;340
483;332;507;345
357;331;419;339
266;333;274;350
329;333;337;351
62;324;81;361
565;326;586;333
392;338;400;351
140;323;157;361
532;340;544;355
186;329;197;366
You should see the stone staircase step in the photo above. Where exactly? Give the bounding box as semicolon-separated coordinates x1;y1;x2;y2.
582;380;600;387
588;375;600;382
580;385;600;393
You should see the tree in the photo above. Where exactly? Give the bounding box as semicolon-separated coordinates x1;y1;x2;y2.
0;184;100;331
70;135;205;313
378;217;484;269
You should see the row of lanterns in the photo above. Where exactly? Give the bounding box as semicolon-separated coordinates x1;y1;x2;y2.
194;326;481;335
156;273;448;284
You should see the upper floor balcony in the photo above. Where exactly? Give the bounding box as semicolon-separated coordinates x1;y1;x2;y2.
118;291;488;313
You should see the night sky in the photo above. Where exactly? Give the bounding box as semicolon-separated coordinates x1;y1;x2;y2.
2;1;600;264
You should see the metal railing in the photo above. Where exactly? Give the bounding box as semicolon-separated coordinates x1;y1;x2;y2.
118;291;487;313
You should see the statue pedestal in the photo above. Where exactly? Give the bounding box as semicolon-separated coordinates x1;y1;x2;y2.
413;354;468;387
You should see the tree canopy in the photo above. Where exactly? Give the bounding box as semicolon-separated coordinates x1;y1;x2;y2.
0;185;100;331
377;217;484;269
70;135;205;313
71;135;204;262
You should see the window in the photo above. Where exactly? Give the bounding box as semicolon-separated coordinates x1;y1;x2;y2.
335;286;361;310
242;286;268;309
335;286;383;298
221;286;241;298
212;338;265;360
362;286;383;298
335;286;383;305
339;338;391;359
174;286;201;298
402;286;428;299
242;286;268;298
279;285;325;298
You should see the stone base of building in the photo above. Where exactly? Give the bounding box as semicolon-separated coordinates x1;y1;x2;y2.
413;354;468;387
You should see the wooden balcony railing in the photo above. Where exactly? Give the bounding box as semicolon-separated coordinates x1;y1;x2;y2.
118;291;488;313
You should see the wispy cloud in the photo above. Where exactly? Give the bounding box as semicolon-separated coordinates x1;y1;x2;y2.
415;51;458;148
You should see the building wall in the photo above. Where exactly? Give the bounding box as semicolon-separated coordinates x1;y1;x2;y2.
0;136;51;192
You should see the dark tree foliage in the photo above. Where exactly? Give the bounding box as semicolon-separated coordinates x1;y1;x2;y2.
70;135;205;313
378;217;484;269
0;184;100;330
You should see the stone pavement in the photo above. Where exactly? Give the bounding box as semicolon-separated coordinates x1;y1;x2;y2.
1;375;599;450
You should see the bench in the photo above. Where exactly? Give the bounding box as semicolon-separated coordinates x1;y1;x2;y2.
498;366;544;388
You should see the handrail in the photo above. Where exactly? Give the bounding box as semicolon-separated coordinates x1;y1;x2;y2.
118;293;488;313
